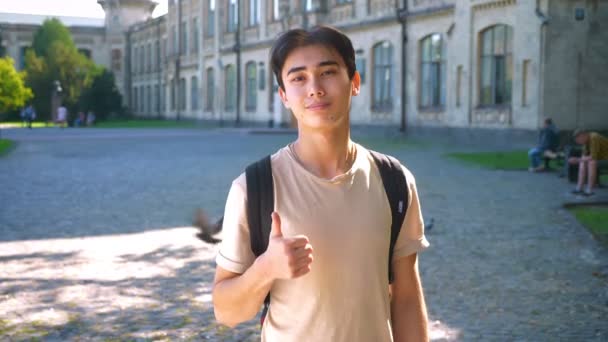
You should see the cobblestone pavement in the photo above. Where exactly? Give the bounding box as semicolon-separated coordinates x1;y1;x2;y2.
0;127;607;341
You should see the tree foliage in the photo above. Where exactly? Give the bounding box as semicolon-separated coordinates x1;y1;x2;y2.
78;68;123;120
31;18;75;58
25;19;95;121
0;57;33;113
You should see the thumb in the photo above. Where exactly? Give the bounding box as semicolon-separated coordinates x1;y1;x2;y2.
270;211;283;238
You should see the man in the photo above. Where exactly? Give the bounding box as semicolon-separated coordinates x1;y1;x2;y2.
20;104;36;129
528;118;558;172
56;105;68;128
570;129;608;196
213;26;430;341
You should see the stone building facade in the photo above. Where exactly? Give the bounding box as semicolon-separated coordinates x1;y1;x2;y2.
1;0;607;131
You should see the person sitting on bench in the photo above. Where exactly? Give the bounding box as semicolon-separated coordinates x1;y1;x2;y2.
570;129;608;196
528;118;559;172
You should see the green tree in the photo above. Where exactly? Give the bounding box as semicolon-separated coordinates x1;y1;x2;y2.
31;18;75;58
78;68;123;121
24;19;95;121
0;57;33;113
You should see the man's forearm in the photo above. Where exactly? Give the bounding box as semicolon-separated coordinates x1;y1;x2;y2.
212;257;274;327
391;296;429;342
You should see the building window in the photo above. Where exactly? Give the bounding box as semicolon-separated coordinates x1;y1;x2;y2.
181;22;188;55
112;49;121;71
191;76;199;110
249;0;259;26
147;85;152;113
140;87;145;113
420;33;446;108
228;0;238;33
272;0;280;21
172;25;177;55
303;0;313;11
372;41;393;111
192;18;199;53
132;46;137;71
225;64;236;111
336;0;352;4
154;41;160;70
479;24;513;106
155;84;160;112
206;67;215;110
258;62;265;90
161;83;166;112
78;48;92;59
133;87;138;112
171;79;176;110
246;62;257;111
162;38;167;61
140;46;145;73
179;78;186;111
146;43;152;71
207;0;215;37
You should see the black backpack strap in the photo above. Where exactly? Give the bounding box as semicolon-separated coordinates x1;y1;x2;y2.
369;150;408;284
245;155;274;326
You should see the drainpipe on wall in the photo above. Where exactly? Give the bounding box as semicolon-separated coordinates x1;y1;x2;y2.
126;29;132;115
235;0;242;127
535;0;549;129
397;0;408;132
175;0;182;120
157;19;162;118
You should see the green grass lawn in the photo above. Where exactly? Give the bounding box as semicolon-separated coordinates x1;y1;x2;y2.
568;206;608;244
0;122;58;128
0;139;15;156
446;150;529;170
1;119;203;129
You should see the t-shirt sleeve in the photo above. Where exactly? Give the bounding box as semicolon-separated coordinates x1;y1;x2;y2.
391;166;430;261
590;134;601;160
215;174;256;274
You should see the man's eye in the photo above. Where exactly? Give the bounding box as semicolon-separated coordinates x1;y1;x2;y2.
322;70;336;76
291;76;304;82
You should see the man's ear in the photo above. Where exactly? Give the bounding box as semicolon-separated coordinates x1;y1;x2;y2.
278;86;290;109
351;71;361;96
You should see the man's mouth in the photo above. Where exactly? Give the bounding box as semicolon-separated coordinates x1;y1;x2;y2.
306;102;330;110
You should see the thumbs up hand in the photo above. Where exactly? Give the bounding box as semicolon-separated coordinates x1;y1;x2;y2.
260;212;314;280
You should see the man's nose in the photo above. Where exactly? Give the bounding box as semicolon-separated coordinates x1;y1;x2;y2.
308;77;326;97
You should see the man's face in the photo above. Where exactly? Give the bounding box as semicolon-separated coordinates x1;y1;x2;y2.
278;44;360;131
575;134;587;145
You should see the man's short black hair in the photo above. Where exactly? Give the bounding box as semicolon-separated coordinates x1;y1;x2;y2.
270;25;356;91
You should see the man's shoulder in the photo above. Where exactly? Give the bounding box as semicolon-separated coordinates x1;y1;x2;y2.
357;144;417;185
231;145;291;188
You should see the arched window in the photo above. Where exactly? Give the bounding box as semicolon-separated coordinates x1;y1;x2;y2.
480;24;513;106
246;62;257;111
420;33;446;108
191;76;199;110
225;65;236;111
372;41;393;111
206;67;215;111
179;78;186;111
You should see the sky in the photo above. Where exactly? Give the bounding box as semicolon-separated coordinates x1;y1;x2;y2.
0;0;168;19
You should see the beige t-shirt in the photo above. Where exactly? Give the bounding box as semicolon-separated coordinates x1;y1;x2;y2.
216;143;429;342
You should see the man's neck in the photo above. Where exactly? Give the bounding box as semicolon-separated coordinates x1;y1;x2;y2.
293;128;355;179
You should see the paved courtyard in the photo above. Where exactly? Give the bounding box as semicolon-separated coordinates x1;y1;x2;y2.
0;127;607;341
